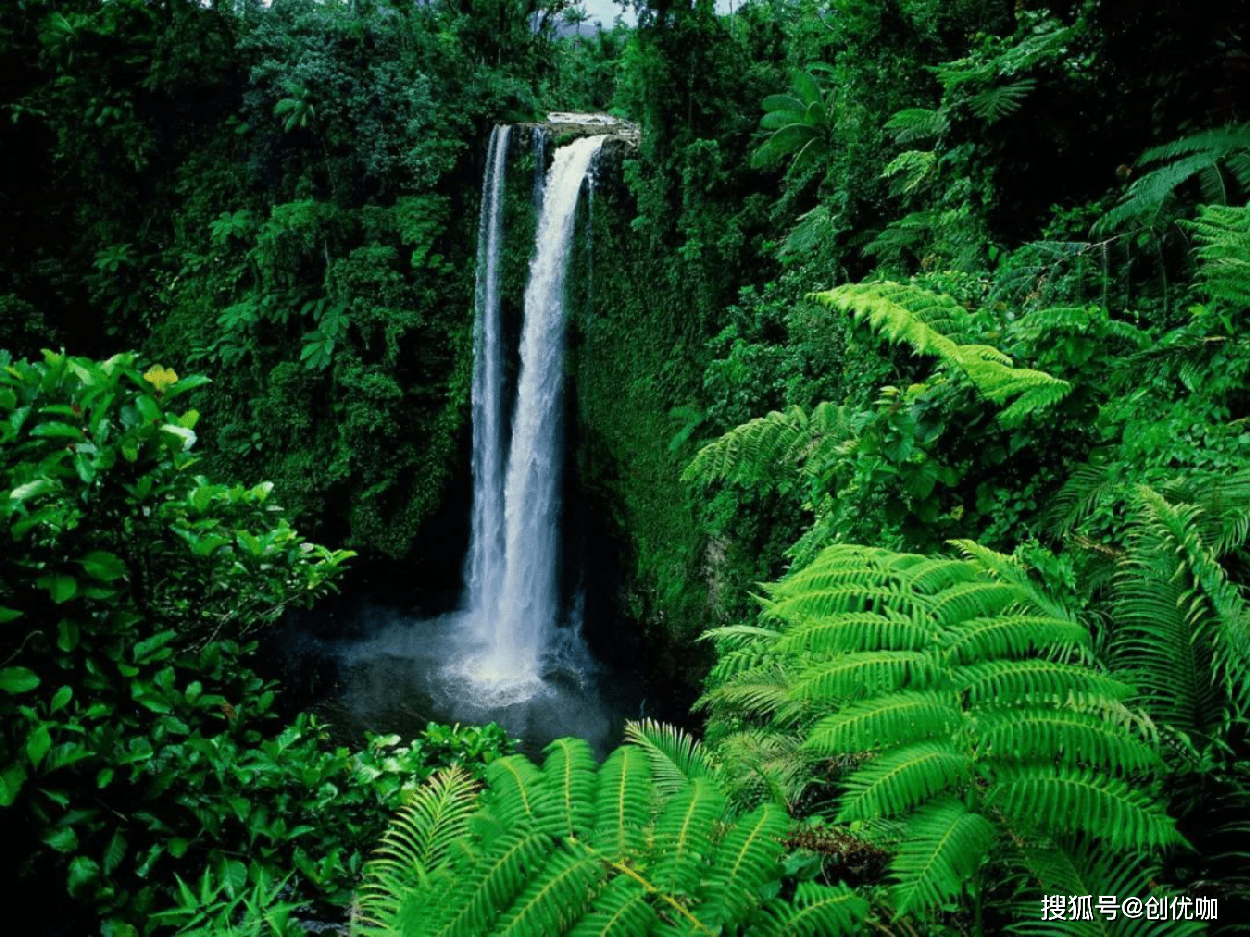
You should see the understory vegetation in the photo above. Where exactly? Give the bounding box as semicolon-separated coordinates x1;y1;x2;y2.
3;0;1250;933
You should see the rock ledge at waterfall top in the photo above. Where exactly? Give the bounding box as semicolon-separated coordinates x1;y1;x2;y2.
525;111;640;147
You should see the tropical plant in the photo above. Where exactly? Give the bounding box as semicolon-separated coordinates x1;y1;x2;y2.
0;352;516;931
751;66;837;174
813;282;1073;428
353;730;867;936
1184;203;1250;311
700;541;1196;930
1094;123;1250;237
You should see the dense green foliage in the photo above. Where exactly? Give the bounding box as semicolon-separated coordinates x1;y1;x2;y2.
4;0;1250;932
0;352;512;931
355;729;866;936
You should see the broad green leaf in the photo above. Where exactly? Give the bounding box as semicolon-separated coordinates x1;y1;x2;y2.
103;830;127;875
160;423;196;451
31;421;83;440
164;374;211;399
77;551;125;581
136;394;162;423
27;725;52;767
50;685;72;713
0;667;40;693
0;607;22;623
42;825;78;853
0;762;27;806
67;856;100;897
57;619;80;652
38;574;77;604
9;479;56;502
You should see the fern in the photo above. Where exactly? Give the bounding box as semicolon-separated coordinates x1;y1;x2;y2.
885;107;949;145
355;730;865;937
1184;203;1250;310
355;768;480;931
890;796;995;914
882;149;937;196
968;78;1036;123
1094;122;1250;235
1112;486;1250;742
682;402;865;492
623;719;710;797
812;282;1072;427
700;540;1186;927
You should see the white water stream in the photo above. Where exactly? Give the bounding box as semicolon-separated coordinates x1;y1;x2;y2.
325;128;626;758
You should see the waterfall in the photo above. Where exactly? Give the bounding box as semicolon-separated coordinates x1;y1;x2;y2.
465;131;607;691
327;126;632;758
466;125;511;634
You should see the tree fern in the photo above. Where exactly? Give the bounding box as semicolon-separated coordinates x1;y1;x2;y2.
1112;486;1250;741
1184;203;1250;310
623;719;710;797
354;732;864;937
700;541;1185;927
355;767;480;931
682;402;865;491
890;796;995;913
812;282;1072;427
885;107;948;145
1002;842;1204;937
1094;122;1250;236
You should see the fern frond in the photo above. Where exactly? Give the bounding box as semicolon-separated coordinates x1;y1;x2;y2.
775;613;929;655
814;282;1071;424
792;651;937;701
698;669;799;726
713;730;808;811
755;883;867;936
567;877;657;936
494;848;605;937
975;707;1161;773
700;624;782;650
882;150;937;196
1005;843;1204;937
692;802;790;928
1184;203;1250;309
890;796;995;914
969;79;1036;122
957;659;1132;706
805;692;964;754
482;755;544;828
592;746;654;861
651;777;726;896
989;767;1183;849
836;741;974;821
624;719;710;797
941;615;1090;664
1094;122;1250;234
928;580;1033;626
538;738;598;839
1135;487;1250;706
683;406;810;487
355;767;480;930
427;829;555;937
885;107;949;144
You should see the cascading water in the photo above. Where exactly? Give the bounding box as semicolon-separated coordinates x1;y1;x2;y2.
321;125;632;759
465;134;607;691
466;125;511;636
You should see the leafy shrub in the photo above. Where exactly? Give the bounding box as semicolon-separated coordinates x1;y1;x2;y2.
0;351;511;932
